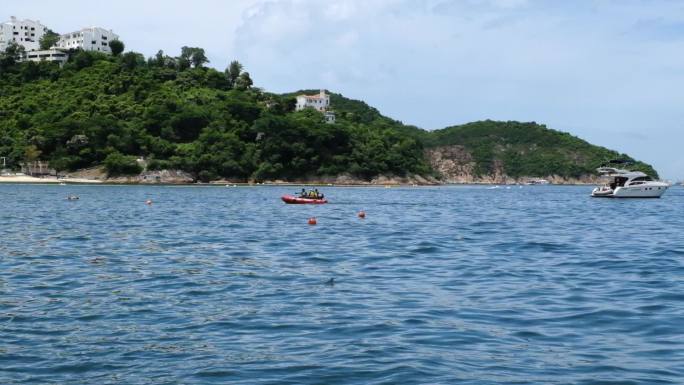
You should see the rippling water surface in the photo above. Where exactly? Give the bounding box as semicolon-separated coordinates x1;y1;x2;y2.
1;184;683;384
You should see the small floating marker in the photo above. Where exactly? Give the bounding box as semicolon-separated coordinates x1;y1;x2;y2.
358;211;366;219
145;199;153;205
308;217;317;225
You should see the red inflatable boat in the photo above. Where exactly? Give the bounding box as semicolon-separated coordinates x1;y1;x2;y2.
281;195;328;204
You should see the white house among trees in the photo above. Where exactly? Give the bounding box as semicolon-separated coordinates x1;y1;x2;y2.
296;89;335;123
296;89;330;112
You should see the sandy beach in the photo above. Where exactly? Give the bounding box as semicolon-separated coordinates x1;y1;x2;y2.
0;175;102;184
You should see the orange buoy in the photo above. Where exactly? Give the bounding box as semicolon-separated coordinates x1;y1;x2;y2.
358;211;366;219
145;199;153;205
308;217;317;225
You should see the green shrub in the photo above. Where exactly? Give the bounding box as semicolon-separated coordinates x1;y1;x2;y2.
103;152;142;176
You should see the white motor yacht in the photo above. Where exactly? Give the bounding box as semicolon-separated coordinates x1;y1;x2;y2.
591;167;669;198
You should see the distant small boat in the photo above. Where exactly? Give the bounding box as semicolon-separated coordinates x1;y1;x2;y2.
281;195;327;204
525;179;549;185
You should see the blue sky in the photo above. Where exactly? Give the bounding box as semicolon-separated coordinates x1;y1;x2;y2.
6;0;684;179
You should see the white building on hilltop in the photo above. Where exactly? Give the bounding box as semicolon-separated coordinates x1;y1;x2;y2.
56;27;119;53
296;90;330;112
296;89;336;123
0;17;48;52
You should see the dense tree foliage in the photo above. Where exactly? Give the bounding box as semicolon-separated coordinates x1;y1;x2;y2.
0;47;430;180
424;120;658;178
285;91;658;179
108;40;124;56
103;152;142;175
180;46;208;69
39;30;60;50
0;46;657;181
0;42;25;71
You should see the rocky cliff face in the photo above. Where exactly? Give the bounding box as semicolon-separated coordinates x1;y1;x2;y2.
425;145;602;184
66;167;195;184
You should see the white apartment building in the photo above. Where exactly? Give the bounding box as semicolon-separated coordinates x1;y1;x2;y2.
0;17;48;52
56;27;119;53
21;49;69;65
296;90;330;112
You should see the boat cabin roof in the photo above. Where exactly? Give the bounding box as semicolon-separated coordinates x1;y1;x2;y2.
596;167;648;179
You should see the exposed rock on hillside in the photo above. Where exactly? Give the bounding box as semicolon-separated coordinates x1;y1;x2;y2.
426;145;604;184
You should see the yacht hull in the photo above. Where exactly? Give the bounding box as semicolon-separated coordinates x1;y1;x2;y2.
591;184;668;198
612;185;668;198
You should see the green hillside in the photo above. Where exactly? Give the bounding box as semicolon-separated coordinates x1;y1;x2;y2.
0;48;429;181
0;45;658;181
300;90;658;179
424;120;658;178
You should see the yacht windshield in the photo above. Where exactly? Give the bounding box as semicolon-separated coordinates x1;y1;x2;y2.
610;176;628;189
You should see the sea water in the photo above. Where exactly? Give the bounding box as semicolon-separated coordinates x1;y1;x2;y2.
1;184;683;384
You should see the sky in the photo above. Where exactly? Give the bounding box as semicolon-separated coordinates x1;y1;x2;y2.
6;0;684;179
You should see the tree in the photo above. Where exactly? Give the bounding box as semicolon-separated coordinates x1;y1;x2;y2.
179;46;208;68
150;49;164;66
190;48;208;68
177;57;190;71
225;60;243;86
0;42;26;70
70;49;95;70
103;152;143;176
25;144;42;162
39;29;60;50
109;39;124;56
234;71;253;91
120;52;144;70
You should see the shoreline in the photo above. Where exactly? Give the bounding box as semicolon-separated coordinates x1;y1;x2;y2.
0;176;102;184
0;177;600;187
1;168;605;187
